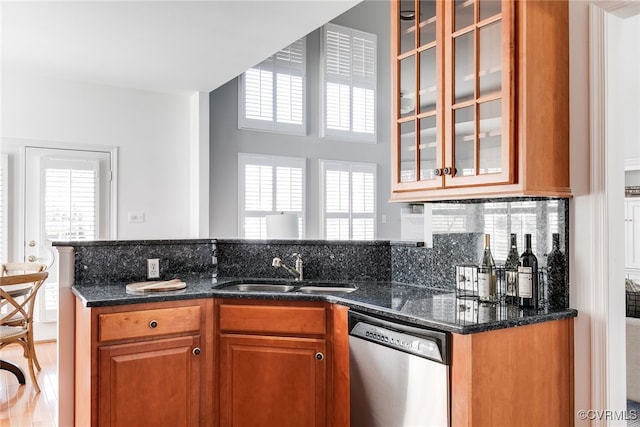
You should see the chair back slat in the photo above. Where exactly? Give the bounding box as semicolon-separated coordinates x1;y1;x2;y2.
2;263;46;276
0;272;49;325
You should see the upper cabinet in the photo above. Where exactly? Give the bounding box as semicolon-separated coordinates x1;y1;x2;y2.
390;0;571;202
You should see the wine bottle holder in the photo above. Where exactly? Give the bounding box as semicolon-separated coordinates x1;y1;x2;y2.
455;264;549;310
455;264;479;298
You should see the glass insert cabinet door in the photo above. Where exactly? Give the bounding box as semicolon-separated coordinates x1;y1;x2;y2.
444;0;514;188
393;0;444;191
391;0;515;193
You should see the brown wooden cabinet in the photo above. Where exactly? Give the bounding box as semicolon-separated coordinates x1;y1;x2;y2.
451;317;574;426
216;299;349;427
75;298;214;427
390;0;571;201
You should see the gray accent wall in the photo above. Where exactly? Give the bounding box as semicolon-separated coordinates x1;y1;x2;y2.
209;1;402;239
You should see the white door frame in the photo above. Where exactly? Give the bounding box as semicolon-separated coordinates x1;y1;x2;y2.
588;2;640;424
5;138;119;259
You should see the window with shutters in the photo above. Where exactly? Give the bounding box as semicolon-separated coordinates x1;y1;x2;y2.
238;153;305;239
320;160;376;240
239;38;306;135
321;23;377;143
0;155;7;263
43;159;99;241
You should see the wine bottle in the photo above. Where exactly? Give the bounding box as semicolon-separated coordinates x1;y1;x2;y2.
547;233;567;309
504;233;520;305
518;234;539;309
478;234;497;302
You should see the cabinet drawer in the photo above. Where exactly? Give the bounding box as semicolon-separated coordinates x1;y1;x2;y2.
219;303;326;335
99;305;201;342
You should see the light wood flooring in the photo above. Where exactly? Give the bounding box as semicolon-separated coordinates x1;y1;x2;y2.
0;341;57;427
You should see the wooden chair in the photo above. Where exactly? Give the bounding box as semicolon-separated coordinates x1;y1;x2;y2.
1;262;47;372
0;271;48;392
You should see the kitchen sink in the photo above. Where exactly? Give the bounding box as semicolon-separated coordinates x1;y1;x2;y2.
219;283;296;293
296;286;357;294
216;280;357;294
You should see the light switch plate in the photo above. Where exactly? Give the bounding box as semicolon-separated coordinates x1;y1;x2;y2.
128;212;145;223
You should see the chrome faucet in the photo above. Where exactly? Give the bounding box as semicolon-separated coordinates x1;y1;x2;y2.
272;253;303;281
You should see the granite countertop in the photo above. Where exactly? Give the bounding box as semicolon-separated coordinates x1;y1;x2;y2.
72;272;577;335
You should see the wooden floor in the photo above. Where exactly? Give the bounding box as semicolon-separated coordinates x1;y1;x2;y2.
0;341;57;427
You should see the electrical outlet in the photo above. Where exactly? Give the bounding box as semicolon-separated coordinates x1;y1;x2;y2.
147;258;160;279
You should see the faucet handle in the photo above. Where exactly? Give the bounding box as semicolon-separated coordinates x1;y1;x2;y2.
272;257;282;267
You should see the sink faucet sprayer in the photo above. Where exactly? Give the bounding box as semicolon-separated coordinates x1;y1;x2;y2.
272;253;303;281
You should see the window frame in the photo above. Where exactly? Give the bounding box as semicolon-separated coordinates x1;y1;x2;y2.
320;159;377;240
238;37;307;136
320;23;378;143
238;153;306;239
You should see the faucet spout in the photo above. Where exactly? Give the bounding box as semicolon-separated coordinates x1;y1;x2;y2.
272;254;303;281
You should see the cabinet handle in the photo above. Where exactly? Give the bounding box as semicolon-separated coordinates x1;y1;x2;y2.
315;352;324;361
192;347;201;356
149;320;158;329
434;168;443;177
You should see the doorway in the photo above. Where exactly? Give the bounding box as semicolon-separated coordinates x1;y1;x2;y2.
24;147;112;341
589;2;640;424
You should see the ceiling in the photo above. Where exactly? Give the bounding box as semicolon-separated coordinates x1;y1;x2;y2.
1;0;361;94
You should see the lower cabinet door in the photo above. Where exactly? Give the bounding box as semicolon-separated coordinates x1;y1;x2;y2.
219;334;327;427
98;335;201;427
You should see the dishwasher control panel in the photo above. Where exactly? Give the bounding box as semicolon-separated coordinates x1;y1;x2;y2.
348;311;449;364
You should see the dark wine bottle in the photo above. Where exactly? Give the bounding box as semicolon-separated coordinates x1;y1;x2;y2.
478;234;497;302
504;233;520;305
518;234;539;309
547;233;567;309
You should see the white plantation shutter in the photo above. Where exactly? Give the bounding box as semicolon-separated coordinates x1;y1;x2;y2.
238;154;305;239
244;67;273;122
239;38;306;135
0;155;7;263
321;160;376;240
44;167;98;241
322;23;377;142
39;158;100;321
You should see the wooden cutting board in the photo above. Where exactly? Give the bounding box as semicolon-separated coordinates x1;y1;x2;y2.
126;278;186;293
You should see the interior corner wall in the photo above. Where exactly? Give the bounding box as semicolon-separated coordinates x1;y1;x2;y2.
1;72;192;239
209;1;402;239
568;1;592;425
623;15;640;164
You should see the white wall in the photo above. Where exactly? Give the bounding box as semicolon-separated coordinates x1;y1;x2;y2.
624;15;640;162
1;72;193;240
624;15;640;187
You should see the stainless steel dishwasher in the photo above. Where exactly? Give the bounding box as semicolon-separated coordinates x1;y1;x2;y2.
349;311;450;427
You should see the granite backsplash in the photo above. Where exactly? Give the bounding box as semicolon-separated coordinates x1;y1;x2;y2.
57;197;569;298
68;239;217;285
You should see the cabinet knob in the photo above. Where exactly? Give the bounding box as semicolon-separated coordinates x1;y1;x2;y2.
149;320;158;329
192;347;201;356
443;167;452;176
315;352;324;361
434;168;443;177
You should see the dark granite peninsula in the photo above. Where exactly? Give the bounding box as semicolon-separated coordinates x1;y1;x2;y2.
59;197;576;427
65;196;575;334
